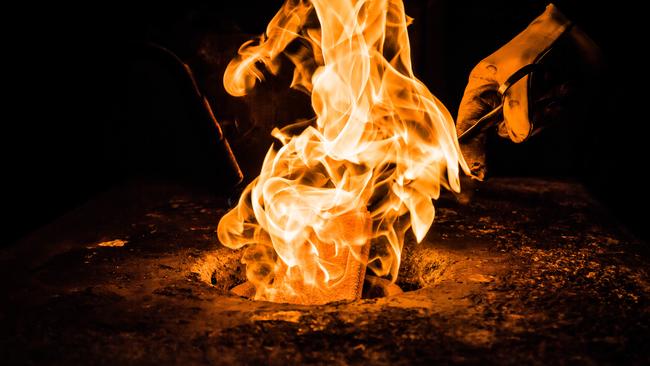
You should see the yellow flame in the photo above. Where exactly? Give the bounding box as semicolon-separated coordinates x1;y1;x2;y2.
218;0;469;304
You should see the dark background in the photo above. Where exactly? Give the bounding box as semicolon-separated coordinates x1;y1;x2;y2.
4;0;647;246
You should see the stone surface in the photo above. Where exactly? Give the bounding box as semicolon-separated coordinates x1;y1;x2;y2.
1;178;648;365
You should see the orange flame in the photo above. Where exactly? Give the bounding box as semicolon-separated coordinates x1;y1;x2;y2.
218;0;469;304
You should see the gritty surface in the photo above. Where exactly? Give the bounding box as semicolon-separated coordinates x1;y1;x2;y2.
1;178;648;365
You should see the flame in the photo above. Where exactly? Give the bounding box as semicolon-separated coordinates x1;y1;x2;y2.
218;0;469;304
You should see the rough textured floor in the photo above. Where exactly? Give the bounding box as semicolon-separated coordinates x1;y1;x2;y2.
1;178;648;365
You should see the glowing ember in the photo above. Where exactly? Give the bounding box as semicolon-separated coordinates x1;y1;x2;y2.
217;0;469;304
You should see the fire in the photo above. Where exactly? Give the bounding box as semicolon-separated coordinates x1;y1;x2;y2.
217;0;469;304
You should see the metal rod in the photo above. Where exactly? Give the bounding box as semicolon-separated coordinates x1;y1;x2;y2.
457;104;503;142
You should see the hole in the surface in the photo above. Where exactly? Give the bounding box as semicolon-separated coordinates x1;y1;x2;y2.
362;275;403;299
396;245;453;291
194;243;453;300
193;248;247;294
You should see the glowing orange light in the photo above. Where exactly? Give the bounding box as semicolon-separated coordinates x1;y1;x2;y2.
218;0;468;304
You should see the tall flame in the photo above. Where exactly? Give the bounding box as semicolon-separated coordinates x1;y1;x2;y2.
218;0;469;304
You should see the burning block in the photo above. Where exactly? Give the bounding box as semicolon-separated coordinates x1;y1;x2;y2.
232;210;371;305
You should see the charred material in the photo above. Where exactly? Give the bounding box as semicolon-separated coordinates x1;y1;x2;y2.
1;178;648;364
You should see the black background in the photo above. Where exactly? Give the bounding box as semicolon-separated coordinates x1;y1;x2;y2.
4;0;647;246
